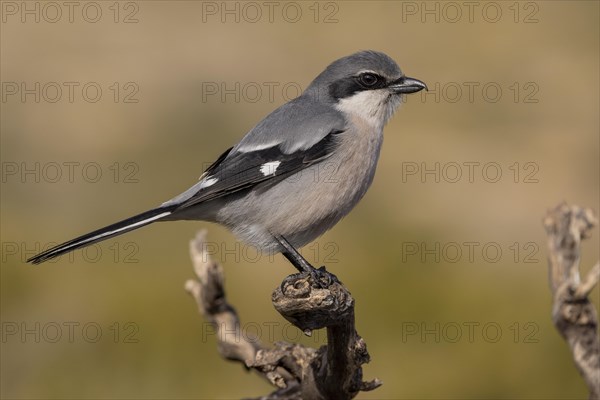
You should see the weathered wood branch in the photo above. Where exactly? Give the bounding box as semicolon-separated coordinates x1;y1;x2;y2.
185;230;380;399
544;203;600;400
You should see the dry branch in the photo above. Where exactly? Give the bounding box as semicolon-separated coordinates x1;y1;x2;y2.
544;203;600;400
185;230;380;399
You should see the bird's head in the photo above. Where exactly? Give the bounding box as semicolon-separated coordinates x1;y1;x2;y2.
305;50;427;128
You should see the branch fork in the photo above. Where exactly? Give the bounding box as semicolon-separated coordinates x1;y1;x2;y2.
185;230;380;399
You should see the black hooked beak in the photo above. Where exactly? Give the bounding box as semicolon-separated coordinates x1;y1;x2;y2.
389;76;428;94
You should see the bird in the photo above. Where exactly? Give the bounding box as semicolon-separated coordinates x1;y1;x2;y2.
27;50;427;276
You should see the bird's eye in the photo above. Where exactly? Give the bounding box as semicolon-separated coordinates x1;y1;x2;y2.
358;73;380;88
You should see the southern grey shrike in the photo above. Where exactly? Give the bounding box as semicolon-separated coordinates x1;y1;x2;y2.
27;50;427;275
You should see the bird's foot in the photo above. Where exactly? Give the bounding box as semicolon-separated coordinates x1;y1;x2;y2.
308;265;338;289
279;265;338;294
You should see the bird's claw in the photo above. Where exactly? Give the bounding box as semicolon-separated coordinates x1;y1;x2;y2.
278;265;339;295
308;266;338;289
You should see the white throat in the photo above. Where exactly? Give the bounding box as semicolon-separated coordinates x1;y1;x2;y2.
335;90;402;129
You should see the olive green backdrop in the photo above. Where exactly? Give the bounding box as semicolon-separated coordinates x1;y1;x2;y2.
1;1;598;399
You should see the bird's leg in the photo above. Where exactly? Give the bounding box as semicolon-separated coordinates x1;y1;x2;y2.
275;235;313;273
274;235;338;288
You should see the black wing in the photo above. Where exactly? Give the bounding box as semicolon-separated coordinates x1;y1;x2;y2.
174;129;344;210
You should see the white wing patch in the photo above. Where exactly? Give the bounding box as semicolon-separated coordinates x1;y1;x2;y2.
198;176;219;189
260;161;281;176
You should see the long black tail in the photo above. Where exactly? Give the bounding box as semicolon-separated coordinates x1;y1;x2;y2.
27;205;177;265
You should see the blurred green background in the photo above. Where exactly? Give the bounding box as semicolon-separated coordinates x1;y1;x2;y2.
1;1;599;399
